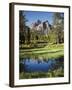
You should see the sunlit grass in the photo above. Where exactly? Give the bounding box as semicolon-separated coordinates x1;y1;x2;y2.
19;43;64;79
19;43;64;59
20;50;64;60
20;43;64;52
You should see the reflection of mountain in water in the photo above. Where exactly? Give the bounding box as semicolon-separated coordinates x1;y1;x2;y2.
20;56;64;73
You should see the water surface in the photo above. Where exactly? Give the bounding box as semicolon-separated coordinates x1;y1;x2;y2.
20;56;64;73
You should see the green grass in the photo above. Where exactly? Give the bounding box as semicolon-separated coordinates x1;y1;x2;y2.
19;43;64;79
19;43;64;59
20;43;64;52
20;50;64;60
19;67;64;79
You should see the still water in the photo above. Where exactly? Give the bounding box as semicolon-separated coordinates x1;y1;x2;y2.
20;57;64;73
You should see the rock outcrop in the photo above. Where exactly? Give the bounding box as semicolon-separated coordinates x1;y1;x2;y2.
31;20;52;35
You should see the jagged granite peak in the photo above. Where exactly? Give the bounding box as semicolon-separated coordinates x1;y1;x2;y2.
31;20;51;35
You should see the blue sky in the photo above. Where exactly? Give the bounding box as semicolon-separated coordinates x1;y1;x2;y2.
22;11;63;27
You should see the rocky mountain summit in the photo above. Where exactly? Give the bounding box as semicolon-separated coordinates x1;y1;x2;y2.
31;20;52;35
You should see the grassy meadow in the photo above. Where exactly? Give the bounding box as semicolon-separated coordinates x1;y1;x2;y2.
19;43;64;60
19;43;64;79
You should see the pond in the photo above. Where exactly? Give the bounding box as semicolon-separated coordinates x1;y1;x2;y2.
20;56;64;73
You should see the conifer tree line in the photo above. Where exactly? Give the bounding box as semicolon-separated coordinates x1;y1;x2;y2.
19;11;64;44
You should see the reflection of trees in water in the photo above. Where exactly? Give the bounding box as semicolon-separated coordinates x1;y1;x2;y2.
54;56;64;69
49;57;64;71
19;63;24;73
58;56;64;62
32;55;49;61
20;56;64;73
23;53;49;61
34;56;39;60
37;60;42;64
